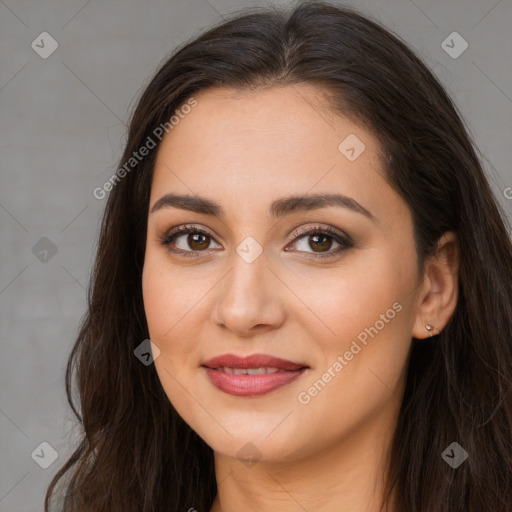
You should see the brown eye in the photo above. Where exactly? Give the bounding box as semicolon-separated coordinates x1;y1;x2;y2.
161;225;222;256
285;226;353;259
308;234;334;252
161;224;352;259
184;232;210;251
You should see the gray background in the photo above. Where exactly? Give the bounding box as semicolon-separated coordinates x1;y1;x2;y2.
1;0;511;510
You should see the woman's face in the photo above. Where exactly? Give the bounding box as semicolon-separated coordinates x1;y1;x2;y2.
142;84;423;463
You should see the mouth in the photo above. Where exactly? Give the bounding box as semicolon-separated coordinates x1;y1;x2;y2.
201;353;309;397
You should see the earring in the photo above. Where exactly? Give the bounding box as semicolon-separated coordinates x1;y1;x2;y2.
425;324;436;337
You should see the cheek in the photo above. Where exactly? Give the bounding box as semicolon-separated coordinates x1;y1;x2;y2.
142;248;216;377
142;257;204;422
292;254;411;344
142;256;194;386
290;281;412;455
143;268;168;343
295;254;415;402
142;249;197;343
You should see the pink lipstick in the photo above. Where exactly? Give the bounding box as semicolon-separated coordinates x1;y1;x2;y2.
202;353;308;397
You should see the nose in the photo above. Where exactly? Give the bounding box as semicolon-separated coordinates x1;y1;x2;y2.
211;249;286;338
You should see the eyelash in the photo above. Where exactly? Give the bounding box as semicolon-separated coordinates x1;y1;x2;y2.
159;224;353;259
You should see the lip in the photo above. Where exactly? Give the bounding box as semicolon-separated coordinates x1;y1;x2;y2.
203;353;307;371
202;353;309;397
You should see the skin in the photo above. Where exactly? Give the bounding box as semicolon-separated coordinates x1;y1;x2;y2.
142;84;460;512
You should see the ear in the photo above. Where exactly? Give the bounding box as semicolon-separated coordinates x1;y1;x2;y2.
412;231;460;339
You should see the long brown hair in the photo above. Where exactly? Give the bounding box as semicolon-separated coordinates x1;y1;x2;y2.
45;2;512;510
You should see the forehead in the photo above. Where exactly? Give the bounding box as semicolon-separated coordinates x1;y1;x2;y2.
150;85;402;226
155;84;380;166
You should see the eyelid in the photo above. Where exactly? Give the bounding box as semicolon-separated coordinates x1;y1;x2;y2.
160;223;353;257
160;224;220;250
289;224;353;245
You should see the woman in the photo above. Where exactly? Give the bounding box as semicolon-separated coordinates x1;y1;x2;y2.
45;1;512;511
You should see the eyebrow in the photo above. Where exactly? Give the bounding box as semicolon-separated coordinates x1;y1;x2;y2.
150;192;376;222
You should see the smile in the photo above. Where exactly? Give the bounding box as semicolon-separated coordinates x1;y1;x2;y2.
217;367;280;375
202;353;309;396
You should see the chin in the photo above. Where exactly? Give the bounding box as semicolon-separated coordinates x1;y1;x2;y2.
186;411;317;464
